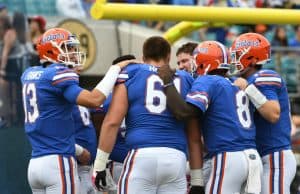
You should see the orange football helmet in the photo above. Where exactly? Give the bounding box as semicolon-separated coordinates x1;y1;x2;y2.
193;41;230;76
36;28;86;67
230;32;271;73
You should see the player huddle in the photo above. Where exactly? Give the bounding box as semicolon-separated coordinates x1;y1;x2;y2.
21;27;296;194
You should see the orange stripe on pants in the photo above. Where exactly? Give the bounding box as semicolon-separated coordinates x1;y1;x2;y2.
58;156;66;194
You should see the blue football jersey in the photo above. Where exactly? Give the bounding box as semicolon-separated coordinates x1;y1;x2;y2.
21;64;83;157
186;75;256;157
117;64;194;153
247;69;291;156
73;105;97;164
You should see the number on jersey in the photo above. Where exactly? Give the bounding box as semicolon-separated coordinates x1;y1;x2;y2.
78;106;91;126
145;75;180;114
22;83;39;123
236;90;251;128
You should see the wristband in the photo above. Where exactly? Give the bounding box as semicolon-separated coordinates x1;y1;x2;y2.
75;144;84;156
93;149;110;172
163;82;174;88
245;84;267;109
95;66;121;97
190;169;204;186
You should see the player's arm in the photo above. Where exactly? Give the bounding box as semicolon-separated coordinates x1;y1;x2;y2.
256;100;280;123
187;118;203;177
76;59;136;108
245;84;280;123
99;84;128;153
76;89;107;108
164;85;201;121
158;64;201;120
93;83;128;172
234;77;280;123
186;118;205;194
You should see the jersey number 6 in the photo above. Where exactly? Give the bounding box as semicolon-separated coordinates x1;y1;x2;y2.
145;75;180;114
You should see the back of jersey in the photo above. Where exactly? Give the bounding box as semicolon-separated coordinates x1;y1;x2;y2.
117;64;193;153
186;75;256;157
248;69;292;156
21;64;82;157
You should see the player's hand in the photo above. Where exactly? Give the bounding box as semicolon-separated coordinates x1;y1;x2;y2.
157;64;176;85
189;186;205;194
234;77;248;90
115;59;142;69
92;161;117;192
76;148;91;165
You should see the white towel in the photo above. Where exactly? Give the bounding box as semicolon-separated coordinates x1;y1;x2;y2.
243;149;262;194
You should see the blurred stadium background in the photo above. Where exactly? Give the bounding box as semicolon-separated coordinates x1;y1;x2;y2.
0;0;299;193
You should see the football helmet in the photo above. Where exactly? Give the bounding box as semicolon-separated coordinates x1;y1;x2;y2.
36;28;86;67
193;41;230;76
230;32;271;73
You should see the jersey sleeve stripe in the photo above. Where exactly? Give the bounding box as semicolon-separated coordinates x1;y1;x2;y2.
255;82;282;87
258;73;280;77
52;77;78;85
53;72;78;81
255;77;281;83
186;93;209;110
186;93;209;103
189;91;209;97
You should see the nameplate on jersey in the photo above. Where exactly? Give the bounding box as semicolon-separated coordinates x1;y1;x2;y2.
24;71;43;80
148;66;158;72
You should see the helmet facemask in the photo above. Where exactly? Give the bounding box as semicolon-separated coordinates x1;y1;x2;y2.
229;46;251;75
190;58;198;77
230;46;270;77
56;38;86;68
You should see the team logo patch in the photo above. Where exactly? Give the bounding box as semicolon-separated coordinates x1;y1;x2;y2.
193;47;208;55
42;33;65;43
235;40;260;49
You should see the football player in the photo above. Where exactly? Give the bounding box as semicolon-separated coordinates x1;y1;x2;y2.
176;42;198;74
91;55;136;192
92;36;194;194
158;41;262;194
21;28;135;194
230;32;297;194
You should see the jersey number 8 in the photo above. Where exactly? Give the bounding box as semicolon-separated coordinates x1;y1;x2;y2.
236;90;252;128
